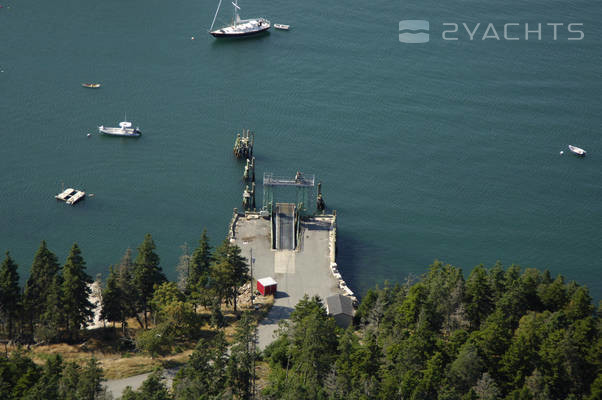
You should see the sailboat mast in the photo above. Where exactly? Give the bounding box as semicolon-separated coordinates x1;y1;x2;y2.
233;0;240;26
210;0;223;31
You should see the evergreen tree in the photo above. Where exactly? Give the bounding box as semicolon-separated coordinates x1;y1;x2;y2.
76;357;105;400
566;286;594;321
0;251;21;339
537;274;567;311
188;230;213;294
210;239;249;312
37;273;64;343
122;370;172;400
0;350;41;399
227;311;257;400
23;241;60;335
465;265;494;329
210;299;225;329
173;332;229;399
62;243;94;341
101;266;122;328
332;328;357;398
133;234;166;328
488;261;506;301
58;362;80;400
117;248;139;331
24;354;63;400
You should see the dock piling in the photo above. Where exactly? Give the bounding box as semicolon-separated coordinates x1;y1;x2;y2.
233;129;254;159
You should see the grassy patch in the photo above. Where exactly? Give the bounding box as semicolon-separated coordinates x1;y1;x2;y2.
9;294;275;380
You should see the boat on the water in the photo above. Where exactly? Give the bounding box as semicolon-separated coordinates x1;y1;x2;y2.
82;83;101;88
568;145;587;156
274;24;290;30
209;0;270;38
98;117;141;137
55;188;86;205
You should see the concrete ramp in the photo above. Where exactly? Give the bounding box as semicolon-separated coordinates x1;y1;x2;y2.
274;251;296;273
275;203;295;250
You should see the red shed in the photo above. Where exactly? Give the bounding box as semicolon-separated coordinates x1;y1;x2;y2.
257;277;277;296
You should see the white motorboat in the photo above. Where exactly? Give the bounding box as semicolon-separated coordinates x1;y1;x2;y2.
274;24;290;30
99;117;141;137
209;0;270;38
568;145;586;156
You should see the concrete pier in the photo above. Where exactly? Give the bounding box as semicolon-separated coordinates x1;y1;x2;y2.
231;211;347;349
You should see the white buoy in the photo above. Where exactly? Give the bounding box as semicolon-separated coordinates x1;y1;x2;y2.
87;133;91;137
560;151;564;155
191;36;195;40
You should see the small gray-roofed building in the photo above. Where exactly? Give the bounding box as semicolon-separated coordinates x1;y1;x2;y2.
326;294;354;328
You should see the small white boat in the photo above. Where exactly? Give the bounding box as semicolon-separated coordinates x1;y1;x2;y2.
274;24;290;30
568;145;586;156
99;117;141;137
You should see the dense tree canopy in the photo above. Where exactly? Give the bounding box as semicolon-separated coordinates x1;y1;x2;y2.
0;352;107;400
2;230;600;400
262;261;601;400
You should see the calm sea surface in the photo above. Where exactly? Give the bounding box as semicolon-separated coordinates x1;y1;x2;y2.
1;0;601;298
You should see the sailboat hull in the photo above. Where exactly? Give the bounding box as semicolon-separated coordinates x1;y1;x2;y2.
211;25;270;38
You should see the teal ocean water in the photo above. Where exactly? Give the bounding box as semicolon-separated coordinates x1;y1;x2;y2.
1;0;601;298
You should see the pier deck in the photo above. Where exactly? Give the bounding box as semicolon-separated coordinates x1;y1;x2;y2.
232;213;342;349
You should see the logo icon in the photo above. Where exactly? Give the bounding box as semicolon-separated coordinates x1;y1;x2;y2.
399;20;430;43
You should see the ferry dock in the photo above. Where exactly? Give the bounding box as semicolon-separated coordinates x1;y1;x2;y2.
229;174;355;349
230;132;356;348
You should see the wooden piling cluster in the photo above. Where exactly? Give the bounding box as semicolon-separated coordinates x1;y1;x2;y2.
233;129;254;159
243;183;256;211
317;182;325;212
235;131;256;211
243;157;256;182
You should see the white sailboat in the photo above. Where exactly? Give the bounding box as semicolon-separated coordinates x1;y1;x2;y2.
209;0;270;38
